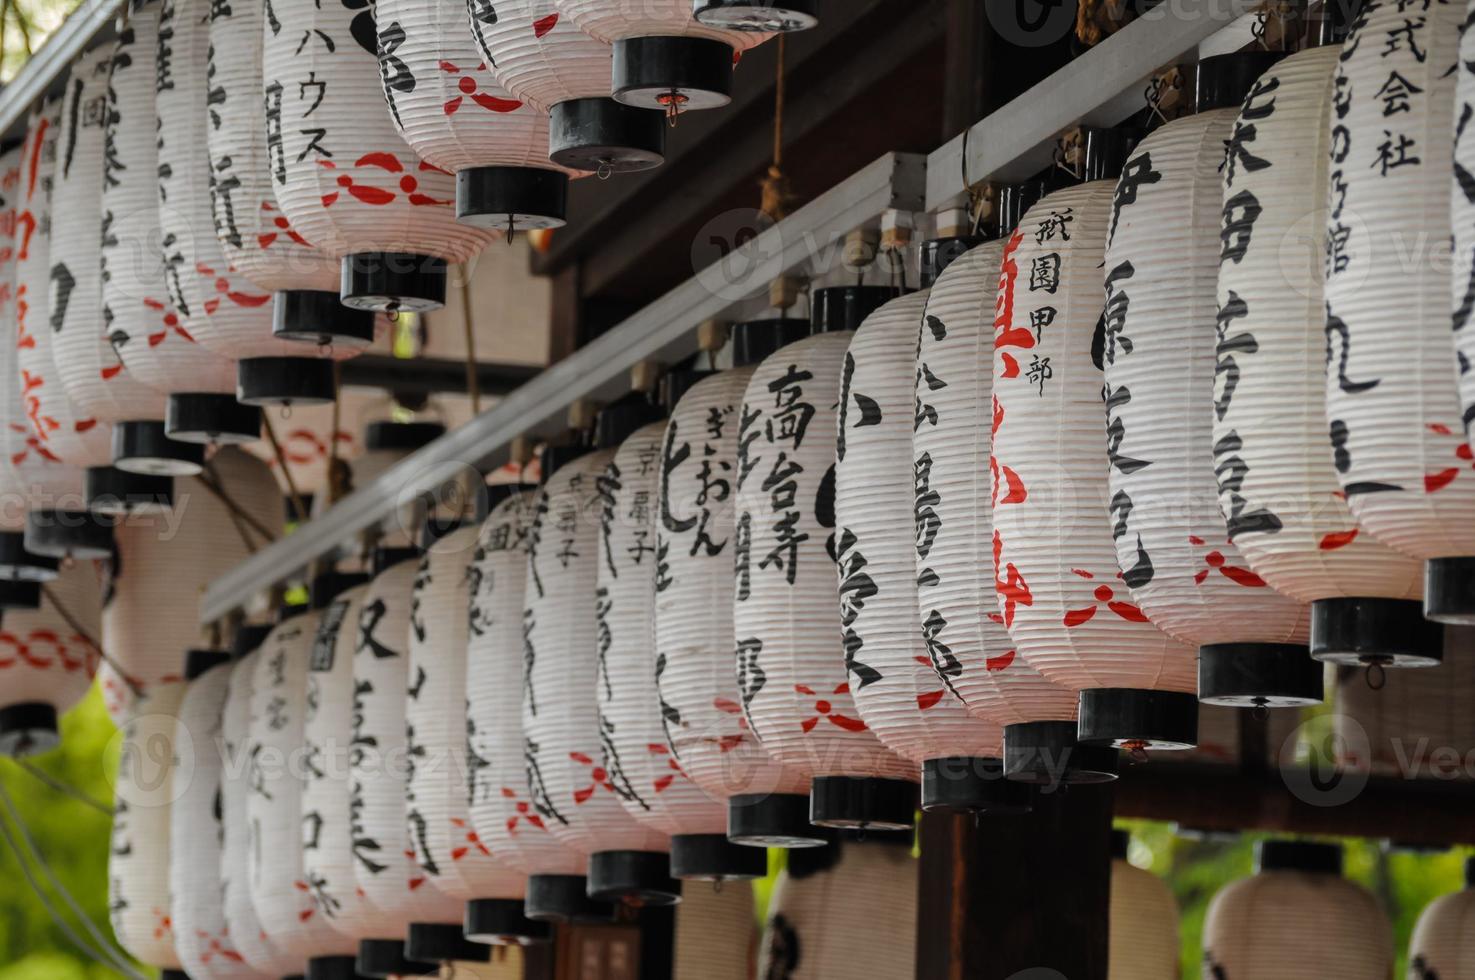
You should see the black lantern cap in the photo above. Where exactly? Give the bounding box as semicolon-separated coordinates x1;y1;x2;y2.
274;289;377;348
1310;597;1443;667
612;36;735;112
0;580;41;611
364;420;447;454
1423;557;1475;625
540;443;591;486
84;466;174;515
184;648;230;681
1310;0;1360;46
372;545;422;576
1081;126;1140;183
693;0;819;32
525;874;617;924
236;358;338;409
112;420;207;477
921;757;1032;814
24;509;115;561
669;833;769;881
1195;51;1287;113
311;571;370;609
732;317;810;367
727;792;829;848
232;623;274;658
549;97;665;174
594;392;663;450
404;923;491;964
277;603;309;623
1256;839;1342;875
997;179;1050;237
659;369;712;415
0;531;59;582
1003;720;1120;786
1077;688;1200;751
457;166;570;231
164;394;263;445
1198;643;1323;708
306;955;372;980
809;776;917;831
357;939;436;978
160;972;191;980
340;252;447;314
920;237;982;289
1111;829;1130;860
1465;855;1475;890
0;702;59;757
810;286;900;334
464;898;552;946
586;850;683;906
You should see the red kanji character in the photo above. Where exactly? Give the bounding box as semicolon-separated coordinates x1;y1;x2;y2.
1062;568;1149;626
569;752;614;804
993;530;1033;628
1188;535;1266;587
439;61;523;115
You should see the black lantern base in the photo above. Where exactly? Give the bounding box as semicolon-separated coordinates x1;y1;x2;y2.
808;776;916;831
921;757;1032;813
464;898;552;946
165;393;263;446
0;702;59;757
524;874;615;924
1425;557;1475;625
404;923;490;964
1198;642;1322;707
356;938;434;978
549;97;665;174
693;0;819;31
0;580;41;610
364;420;447;453
306;955;369;980
112;420;206;477
1077;688;1199;751
1003;721;1120;785
160;972;190;980
274;289;377;348
84;467;174;515
810;286;902;334
1310;596;1443;667
24;509;115;561
669;833;768;881
340;252;448;314
727;792;829;848
457;166;569;231
184;649;230;681
236;358;337;408
586;851;682;906
0;531;59;582
613;36;734;112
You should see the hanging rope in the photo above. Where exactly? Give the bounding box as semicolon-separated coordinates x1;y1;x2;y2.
263;414;311;525
192;461;278;549
7;759;112;817
461;265;482;417
759;34;793;225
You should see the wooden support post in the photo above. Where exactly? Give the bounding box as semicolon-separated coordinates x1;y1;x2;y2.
917;784;1115;979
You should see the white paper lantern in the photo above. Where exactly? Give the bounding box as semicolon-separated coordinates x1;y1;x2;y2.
1214;44;1430;674
262;0;494;313
692;0;818;33
109;683;185;972
1109;832;1178;980
992;176;1198;754
913;237;1089;789
469;0;665;174
735;327;917;833
102;0;245;473
1324;0;1473;623
1451;0;1475;607
0;562;101;755
673;879;755;980
1202;840;1392;977
1409;859;1475;978
555;0;770;113
836;287;1016;814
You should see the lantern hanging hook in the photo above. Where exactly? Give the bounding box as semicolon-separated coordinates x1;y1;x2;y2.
596;160;614;181
1365;660;1387;691
1252;703;1270;723
713;878;724;895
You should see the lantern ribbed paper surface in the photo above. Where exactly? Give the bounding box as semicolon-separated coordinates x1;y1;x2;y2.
221;652;301;977
655;369;811;810
1325;0;1474;613
837;289;1003;767
1214;46;1424;658
0;562;100;755
101;447;282;720
673;880;754;980
1409;872;1475;979
524;450;670;855
171;662;269;978
991;183;1196;734
109;684;184;971
470;0;612;114
913;242;1080;729
1454;0;1475;498
1110;854;1178;980
735;331;916;808
468;491;587;882
407;527;526;902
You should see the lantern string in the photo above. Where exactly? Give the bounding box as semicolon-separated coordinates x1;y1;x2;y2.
1365;661;1387;691
263;414;311;526
759;35;793;225
39;584;141;699
8;758;113;816
461;266;481;417
328;361;346;508
193;462;278;549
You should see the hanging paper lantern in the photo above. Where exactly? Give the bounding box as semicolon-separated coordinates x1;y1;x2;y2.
101;1;249;475
692;0;818;33
992;136;1199;755
204;0;375;350
0;562;101;755
673;879;755;980
378;0;581;230
262;0;495;313
109;683;186;974
101;446;283;722
469;0;665;175
1101;52;1315;714
1409;858;1475;977
1202;840;1392;977
1215;46;1432;678
914;215;1105;791
1450;0;1475;623
1324;0;1472;625
756;837;917;979
555;0;771;115
655;320;824;852
1109;831;1178;980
